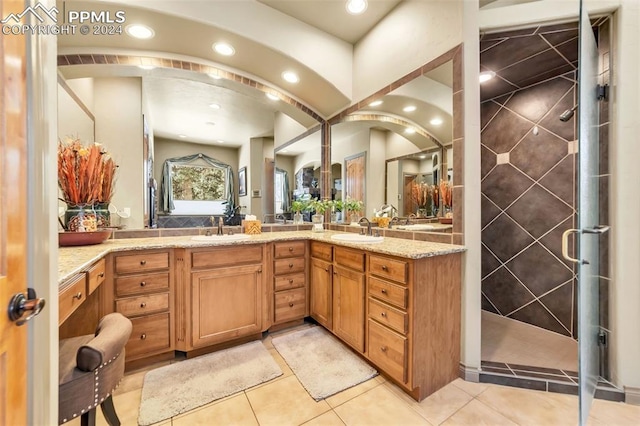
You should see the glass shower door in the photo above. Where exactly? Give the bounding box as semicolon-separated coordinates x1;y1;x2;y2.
577;1;605;424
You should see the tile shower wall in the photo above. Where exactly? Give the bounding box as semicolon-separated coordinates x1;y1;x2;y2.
480;21;611;345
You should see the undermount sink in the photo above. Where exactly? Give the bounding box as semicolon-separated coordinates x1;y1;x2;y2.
330;233;384;243
191;234;251;242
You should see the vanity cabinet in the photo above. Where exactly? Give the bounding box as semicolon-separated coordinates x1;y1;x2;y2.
176;244;266;351
309;242;333;329
272;240;307;325
332;247;366;353
112;250;174;362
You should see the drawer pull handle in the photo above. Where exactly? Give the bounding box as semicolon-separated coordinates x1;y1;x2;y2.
381;289;387;294
381;265;388;271
289;247;294;252
98;272;105;278
380;346;387;352
289;279;294;283
140;260;146;265
324;268;329;272
289;302;294;307
140;302;146;308
289;263;294;268
140;281;146;287
140;333;147;340
380;312;387;317
73;292;83;300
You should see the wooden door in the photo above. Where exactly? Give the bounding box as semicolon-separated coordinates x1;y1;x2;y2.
1;0;28;422
191;264;263;348
344;153;365;208
403;174;417;217
309;258;332;329
332;265;365;352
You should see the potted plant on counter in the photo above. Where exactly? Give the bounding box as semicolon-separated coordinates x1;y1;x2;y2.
291;199;308;224
330;199;343;223
344;197;364;226
309;198;329;232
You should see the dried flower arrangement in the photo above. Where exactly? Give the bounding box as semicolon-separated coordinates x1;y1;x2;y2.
58;138;117;205
411;182;432;209
439;179;452;209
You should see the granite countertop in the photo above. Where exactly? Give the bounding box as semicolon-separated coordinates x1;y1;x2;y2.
58;230;465;284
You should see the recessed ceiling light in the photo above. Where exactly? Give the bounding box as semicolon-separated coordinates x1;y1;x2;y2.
418;155;427;159
430;117;443;125
266;93;279;101
282;71;299;83
125;24;154;39
138;65;155;70
369;100;383;107
403;105;417;112
346;0;367;15
213;42;235;56
178;134;187;138
281;149;288;153
208;72;222;80
206;121;216;126
217;140;225;144
405;127;416;134
209;103;221;109
479;71;496;83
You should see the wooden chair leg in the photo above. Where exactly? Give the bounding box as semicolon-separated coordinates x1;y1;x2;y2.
100;395;121;426
80;409;96;426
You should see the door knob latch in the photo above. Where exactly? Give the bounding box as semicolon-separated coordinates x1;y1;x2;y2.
7;288;46;326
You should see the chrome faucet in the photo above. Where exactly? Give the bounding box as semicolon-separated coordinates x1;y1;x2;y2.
358;217;372;236
263;213;276;223
275;213;287;224
390;216;400;228
217;217;224;236
405;213;417;225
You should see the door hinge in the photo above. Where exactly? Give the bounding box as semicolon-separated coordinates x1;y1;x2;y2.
598;330;608;347
597;84;609;101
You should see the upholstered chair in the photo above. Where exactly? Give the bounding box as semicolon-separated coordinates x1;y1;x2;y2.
59;313;132;426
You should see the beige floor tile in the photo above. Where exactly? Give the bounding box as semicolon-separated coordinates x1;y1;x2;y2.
173;393;258;426
302;410;347;426
325;377;382;408
451;378;490;397
441;399;517;426
589;398;640;425
478;384;578;426
246;375;331;425
267;347;293;377
409;382;475;425
333;385;431;426
114;369;147;395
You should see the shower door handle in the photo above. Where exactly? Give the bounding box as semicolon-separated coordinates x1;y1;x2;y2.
582;225;610;235
561;229;582;264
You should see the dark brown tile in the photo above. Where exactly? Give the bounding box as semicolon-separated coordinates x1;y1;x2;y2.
539;281;574;333
599;229;610;278
538;89;577;142
481;35;551;72
413;232;451;244
481;101;502;130
505;77;573;122
539;217;577;268
539;156;575;205
482;267;534;315
482;213;534;262
66;54;82;65
481;107;534;154
480;39;505;53
599;175;609;226
506;364;565;375
481;244;502;279
481;361;509;368
539;22;579;33
482;294;499;314
554;37;579;64
512;370;575;383
548;382;579;396
506;184;573;238
480;374;547;391
481;194;502;229
57;55;70;66
510;128;569;180
599;123;610;175
453;92;464;140
595;388;625;402
453;187;463;234
482;27;537;41
481;145;497;179
509;300;570;336
506;243;573;297
540;29;579;46
481;164;534;209
507;61;576;91
453;138;463;185
481;366;514;376
78;54;94;64
480;75;519;101
600;277;610;330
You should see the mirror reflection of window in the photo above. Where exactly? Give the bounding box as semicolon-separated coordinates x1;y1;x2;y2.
275;168;290;214
171;164;227;201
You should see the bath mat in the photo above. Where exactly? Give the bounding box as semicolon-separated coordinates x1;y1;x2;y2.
138;341;282;425
272;326;378;401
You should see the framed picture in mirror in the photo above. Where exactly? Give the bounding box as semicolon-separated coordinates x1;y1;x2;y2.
238;166;247;196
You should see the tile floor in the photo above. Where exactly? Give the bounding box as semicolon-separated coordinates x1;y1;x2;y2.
68;325;640;426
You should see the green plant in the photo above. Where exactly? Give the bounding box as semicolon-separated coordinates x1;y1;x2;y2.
309;198;330;214
331;199;344;212
291;199;308;213
344;197;363;212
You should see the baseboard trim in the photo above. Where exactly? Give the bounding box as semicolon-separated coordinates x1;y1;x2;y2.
459;363;480;382
625;386;640;405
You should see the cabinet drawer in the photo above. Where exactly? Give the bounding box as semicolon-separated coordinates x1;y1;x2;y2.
274;272;305;291
310;241;333;262
369;276;408;309
368;320;407;384
86;258;106;295
274;288;306;323
191;245;262;269
116;293;169;318
274;241;306;259
126;313;171;358
335;247;365;272
115;252;169;274
274;257;305;275
115;272;169;297
59;274;87;325
368;298;408;335
369;255;408;284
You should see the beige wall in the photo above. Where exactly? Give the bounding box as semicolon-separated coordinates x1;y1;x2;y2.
93;77;144;229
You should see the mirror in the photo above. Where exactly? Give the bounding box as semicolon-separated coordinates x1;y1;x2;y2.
330;60;453;222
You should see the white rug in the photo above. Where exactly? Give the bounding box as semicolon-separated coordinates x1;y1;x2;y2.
272;326;378;401
138;341;282;425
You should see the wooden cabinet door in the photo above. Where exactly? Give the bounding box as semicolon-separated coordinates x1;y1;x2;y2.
333;265;365;352
310;258;333;329
191;264;263;348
